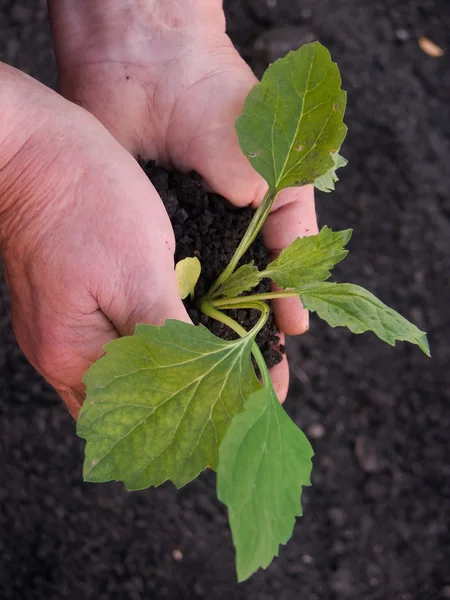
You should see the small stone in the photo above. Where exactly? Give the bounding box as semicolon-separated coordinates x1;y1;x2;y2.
328;507;346;527
164;190;179;219
173;208;188;224
307;423;325;439
301;554;313;564
331;541;346;555
330;563;353;596
285;561;304;575
172;548;183;561
366;388;393;408
354;435;383;473
396;28;410;42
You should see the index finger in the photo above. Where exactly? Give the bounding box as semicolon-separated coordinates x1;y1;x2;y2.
262;184;318;335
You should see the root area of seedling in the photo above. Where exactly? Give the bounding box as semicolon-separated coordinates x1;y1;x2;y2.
143;161;283;369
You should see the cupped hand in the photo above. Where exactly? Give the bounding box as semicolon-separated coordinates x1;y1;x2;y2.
49;0;319;400
1;71;188;417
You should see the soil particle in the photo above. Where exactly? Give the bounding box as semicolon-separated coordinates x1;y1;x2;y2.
142;161;282;370
354;435;384;473
252;26;316;76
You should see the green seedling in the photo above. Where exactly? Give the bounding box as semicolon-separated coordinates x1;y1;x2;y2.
77;43;429;582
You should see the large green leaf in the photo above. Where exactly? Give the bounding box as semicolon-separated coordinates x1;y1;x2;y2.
263;226;352;288
217;385;313;582
78;320;260;490
298;282;430;355
214;261;262;299
236;42;347;192
314;152;348;192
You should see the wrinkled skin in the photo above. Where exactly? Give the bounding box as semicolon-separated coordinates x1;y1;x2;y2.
1;75;189;417
2;1;318;416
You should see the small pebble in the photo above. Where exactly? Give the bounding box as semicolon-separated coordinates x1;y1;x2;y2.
330;564;353;596
329;507;347;527
354;435;383;473
307;423;326;439
396;28;410;42
172;548;183;561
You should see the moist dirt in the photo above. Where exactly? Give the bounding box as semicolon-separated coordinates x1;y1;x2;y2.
143;162;282;369
0;1;448;599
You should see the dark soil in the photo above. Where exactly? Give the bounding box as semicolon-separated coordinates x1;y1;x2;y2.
0;1;449;600
142;162;282;369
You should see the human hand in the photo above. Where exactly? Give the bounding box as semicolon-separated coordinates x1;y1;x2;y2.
48;0;319;400
0;65;188;417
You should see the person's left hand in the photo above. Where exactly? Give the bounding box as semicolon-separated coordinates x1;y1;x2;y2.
48;0;319;400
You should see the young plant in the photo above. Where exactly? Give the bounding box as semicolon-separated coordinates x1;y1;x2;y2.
77;43;429;582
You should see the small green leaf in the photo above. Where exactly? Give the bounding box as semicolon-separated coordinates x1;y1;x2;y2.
176;256;201;300
314;152;348;192
215;261;262;299
217;385;313;582
77;320;260;490
236;42;347;192
298;282;430;355
263;226;352;288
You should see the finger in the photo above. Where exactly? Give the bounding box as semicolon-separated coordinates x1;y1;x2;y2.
180;50;268;207
271;282;309;337
57;386;85;420
269;333;289;403
178;51;317;335
262;185;318;335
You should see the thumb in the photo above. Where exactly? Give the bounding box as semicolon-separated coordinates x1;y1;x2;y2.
185;51;265;208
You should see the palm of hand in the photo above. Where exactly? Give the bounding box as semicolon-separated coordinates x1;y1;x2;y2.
58;30;263;204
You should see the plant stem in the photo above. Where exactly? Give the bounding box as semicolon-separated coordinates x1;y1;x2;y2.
210;290;299;309
205;188;277;298
250;341;272;389
199;301;249;338
199;300;272;388
199;300;269;340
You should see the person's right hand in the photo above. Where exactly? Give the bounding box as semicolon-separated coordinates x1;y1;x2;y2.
0;66;188;417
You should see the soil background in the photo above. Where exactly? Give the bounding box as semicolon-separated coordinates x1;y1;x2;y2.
0;1;449;599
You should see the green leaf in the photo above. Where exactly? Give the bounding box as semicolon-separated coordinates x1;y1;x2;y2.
217;385;313;582
215;261;262;299
77;320;261;490
263;226;352;288
236;42;347;192
314;152;348;192
298;282;430;355
176;256;201;300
